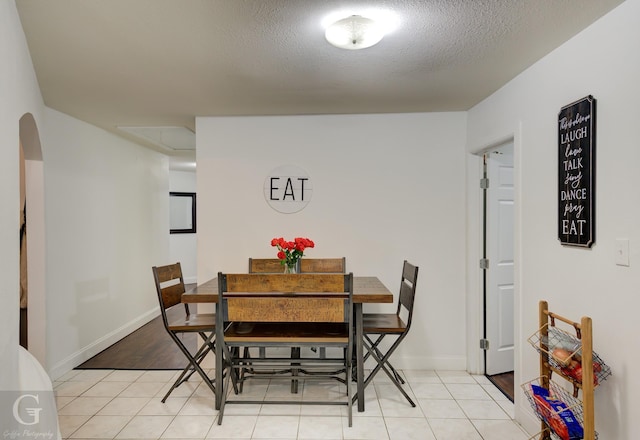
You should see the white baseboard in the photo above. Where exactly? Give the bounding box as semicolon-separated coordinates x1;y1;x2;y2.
48;306;160;380
377;354;467;371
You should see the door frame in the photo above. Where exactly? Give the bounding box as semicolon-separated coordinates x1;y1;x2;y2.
465;129;522;400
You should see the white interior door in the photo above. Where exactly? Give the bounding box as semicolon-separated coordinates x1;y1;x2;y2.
485;142;514;375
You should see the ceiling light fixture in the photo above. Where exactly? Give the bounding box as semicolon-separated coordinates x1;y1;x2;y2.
324;15;385;50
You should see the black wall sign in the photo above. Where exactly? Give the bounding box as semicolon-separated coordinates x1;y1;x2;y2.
558;95;596;247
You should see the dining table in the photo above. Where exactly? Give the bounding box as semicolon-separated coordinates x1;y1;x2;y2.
182;275;394;412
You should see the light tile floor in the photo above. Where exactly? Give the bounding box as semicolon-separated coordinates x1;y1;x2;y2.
54;368;532;439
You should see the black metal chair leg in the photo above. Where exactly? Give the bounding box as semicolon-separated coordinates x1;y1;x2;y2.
370;348;415;406
359;335;415;407
161;333;214;402
169;332;217;399
364;334;407;385
291;347;301;393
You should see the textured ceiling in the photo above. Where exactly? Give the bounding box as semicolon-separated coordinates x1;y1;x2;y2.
16;0;625;162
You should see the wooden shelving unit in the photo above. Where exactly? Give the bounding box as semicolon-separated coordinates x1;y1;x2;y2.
522;300;611;440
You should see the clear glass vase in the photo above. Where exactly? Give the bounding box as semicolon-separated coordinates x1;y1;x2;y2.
284;261;298;274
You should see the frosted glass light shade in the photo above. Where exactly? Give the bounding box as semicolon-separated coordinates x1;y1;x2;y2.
325;15;384;50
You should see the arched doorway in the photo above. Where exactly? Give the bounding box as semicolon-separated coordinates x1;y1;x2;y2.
19;113;46;366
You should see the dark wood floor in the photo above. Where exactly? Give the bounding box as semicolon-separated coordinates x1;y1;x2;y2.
486;371;514;402
76;304;196;370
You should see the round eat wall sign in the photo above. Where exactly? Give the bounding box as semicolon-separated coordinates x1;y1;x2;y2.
264;165;313;214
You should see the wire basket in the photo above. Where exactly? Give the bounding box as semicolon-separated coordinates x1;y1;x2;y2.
528;324;612;386
522;376;597;440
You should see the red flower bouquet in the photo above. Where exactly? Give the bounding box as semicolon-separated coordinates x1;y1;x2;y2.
271;237;315;273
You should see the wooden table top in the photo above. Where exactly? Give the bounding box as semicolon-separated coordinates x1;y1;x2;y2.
182;276;394;304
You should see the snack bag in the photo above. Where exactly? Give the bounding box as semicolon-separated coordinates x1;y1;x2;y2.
530;384;584;440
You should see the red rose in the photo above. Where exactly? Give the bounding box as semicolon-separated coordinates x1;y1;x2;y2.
271;236;313;261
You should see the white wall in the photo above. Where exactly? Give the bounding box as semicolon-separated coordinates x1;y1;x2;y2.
42;108;170;378
170;170;197;283
0;1;45;389
3;1;173;381
196;112;468;370
467;0;639;437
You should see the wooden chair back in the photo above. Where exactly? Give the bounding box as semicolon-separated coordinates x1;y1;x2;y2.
152;263;186;311
397;260;419;329
299;257;346;273
248;258;284;273
218;273;352;323
249;258;346;274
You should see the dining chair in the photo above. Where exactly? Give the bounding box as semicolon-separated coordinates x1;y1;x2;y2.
152;262;217;402
249;257;347;391
359;260;419;407
216;272;354;426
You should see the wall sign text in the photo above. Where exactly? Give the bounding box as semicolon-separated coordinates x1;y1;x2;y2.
264;165;313;214
558;95;596;247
